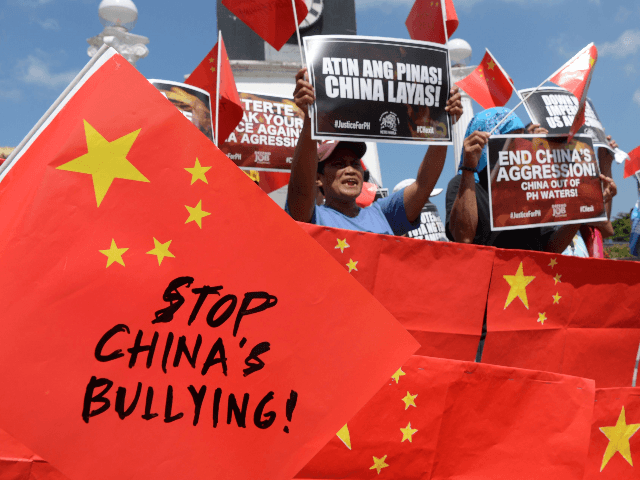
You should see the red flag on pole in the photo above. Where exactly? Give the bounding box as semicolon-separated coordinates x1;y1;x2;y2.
444;0;459;37
549;43;598;142
186;33;243;146
0;48;418;480
405;0;449;44
455;49;514;109
221;0;309;51
297;355;595;480
623;145;640;179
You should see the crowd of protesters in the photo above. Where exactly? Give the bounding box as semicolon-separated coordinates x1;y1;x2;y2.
286;68;619;258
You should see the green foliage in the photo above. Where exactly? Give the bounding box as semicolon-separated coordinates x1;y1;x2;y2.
604;244;632;259
611;212;632;242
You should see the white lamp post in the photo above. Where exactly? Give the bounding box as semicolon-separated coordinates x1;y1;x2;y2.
87;0;149;66
448;38;475;172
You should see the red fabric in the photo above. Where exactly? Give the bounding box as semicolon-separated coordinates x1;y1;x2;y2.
297;355;595;479
549;43;598;142
623;145;640;179
0;52;418;480
581;225;604;258
299;224;494;361
355;182;376;208
456;50;513;109
186;35;243;145
584;388;640;479
221;0;308;51
405;0;447;44
482;248;640;387
444;0;458;37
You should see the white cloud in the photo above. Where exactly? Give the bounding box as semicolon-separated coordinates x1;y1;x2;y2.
599;29;640;58
36;18;59;30
633;89;640;107
0;88;22;101
15;54;78;89
615;6;631;22
624;63;636;76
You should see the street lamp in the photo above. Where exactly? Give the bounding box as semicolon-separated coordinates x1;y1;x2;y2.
87;0;149;66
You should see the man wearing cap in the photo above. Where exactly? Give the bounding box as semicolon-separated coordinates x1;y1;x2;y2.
287;68;463;235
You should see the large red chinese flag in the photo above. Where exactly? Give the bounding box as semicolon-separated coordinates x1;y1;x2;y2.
186;34;243;145
405;0;448;44
0;49;418;480
584;388;640;479
549;43;598;142
297;355;595;479
623;145;640;179
456;50;513;109
482;249;640;387
299;224;495;361
221;0;308;51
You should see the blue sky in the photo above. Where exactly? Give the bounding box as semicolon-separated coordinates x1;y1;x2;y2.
1;0;639;218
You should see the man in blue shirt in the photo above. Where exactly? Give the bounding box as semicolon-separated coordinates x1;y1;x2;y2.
286;68;463;235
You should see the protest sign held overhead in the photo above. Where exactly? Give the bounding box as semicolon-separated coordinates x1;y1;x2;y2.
149;80;214;143
520;87;613;154
220;92;304;171
487;134;607;230
0;48;419;480
303;35;453;145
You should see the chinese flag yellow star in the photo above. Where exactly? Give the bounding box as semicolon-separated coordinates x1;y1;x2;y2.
335;238;350;253
346;258;358;273
600;406;640;471
57;120;149;207
402;391;417;410
552;292;562;304
391;368;406;384
370;455;389;475
336;424;351;450
549;258;558;268
99;239;128;268
146;238;175;265
400;422;418;443
487;59;496;70
185;200;211;228
503;262;536;309
537;312;547;325
185;158;211;185
589;56;596;67
554;274;562;285
209;58;215;63
210;67;216;73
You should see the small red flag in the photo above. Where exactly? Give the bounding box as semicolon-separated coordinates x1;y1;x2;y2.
297;355;595;479
584;388;640;479
456;49;514;109
186;34;243;145
623;145;640;179
549;43;598;142
444;0;459;37
405;0;448;44
221;0;309;51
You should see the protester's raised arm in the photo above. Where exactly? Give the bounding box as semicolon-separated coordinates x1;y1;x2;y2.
403;87;463;222
287;68;319;223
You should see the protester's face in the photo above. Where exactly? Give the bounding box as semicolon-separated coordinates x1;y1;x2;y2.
318;149;364;201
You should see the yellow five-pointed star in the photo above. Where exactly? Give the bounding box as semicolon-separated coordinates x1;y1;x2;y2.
99;239;128;268
335;238;350;253
400;422;418;443
402;391;417;410
503;262;536;309
538;312;547;325
549;258;558;268
552;292;562;304
370;455;389;475
336;424;352;450
346;258;358;273
185;200;211;228
600;406;640;471
209;58;215;63
146;238;175;265
589;56;596;67
554;274;562;285
487;59;496;70
57;120;149;207
185;158;211;185
391;368;406;384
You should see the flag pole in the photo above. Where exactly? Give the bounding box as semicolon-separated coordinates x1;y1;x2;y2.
215;30;222;147
0;44;111;177
291;0;305;68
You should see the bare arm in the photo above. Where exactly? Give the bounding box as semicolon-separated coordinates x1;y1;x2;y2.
449;131;490;243
286;68;318;223
544;224;580;253
403;87;463;222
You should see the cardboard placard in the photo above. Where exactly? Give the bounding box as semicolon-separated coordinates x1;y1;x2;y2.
303;35;452;145
487;134;607;230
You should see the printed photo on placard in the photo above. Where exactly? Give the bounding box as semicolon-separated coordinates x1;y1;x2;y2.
220;92;304;171
303;35;452;145
149;79;214;143
519;87;613;154
487;134;607;231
